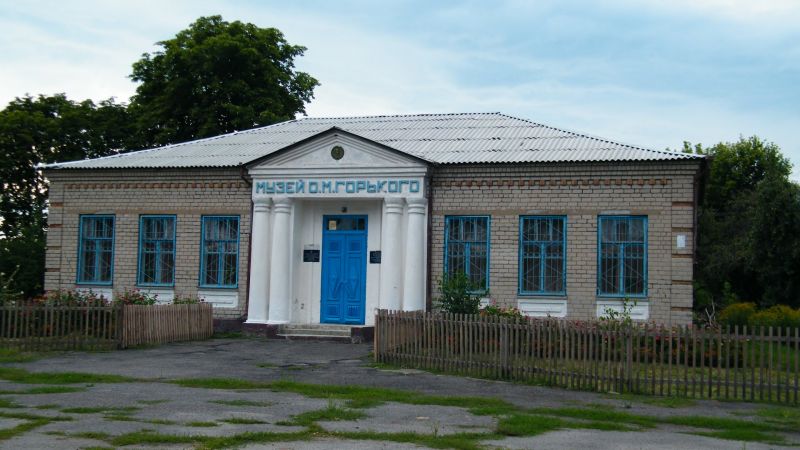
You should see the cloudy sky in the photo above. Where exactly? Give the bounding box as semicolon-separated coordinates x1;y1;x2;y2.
1;0;798;176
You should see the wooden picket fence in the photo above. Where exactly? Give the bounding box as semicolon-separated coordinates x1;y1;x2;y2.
0;301;213;350
375;310;800;404
120;303;214;348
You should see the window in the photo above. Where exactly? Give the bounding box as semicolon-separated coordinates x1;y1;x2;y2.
137;215;176;286
519;216;566;295
77;215;115;284
444;216;490;292
598;216;647;297
200;216;240;288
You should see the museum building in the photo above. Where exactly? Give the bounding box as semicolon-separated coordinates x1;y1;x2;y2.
42;113;704;330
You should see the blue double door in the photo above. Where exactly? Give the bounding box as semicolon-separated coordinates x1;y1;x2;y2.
321;215;367;324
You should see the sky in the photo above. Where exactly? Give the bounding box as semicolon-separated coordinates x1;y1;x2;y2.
1;0;798;177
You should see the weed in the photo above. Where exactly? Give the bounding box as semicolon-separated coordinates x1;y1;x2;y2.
0;386;86;395
0;398;23;409
137;399;169;405
186;421;219;427
61;406;139;414
0;367;135;385
210;399;273;407
285;403;366;426
220;417;267;424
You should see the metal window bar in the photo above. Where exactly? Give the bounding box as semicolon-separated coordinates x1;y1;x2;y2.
200;216;240;288
519;216;566;295
77;215;115;284
444;216;490;292
137;215;176;286
597;216;647;296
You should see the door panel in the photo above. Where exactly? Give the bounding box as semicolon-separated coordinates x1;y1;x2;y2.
321;216;367;324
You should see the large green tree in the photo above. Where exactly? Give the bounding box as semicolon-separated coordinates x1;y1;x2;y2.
128;15;319;147
690;136;800;312
0;94;133;298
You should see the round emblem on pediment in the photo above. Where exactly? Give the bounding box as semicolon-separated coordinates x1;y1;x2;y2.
331;145;345;160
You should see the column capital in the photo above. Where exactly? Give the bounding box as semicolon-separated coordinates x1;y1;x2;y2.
406;197;427;214
384;197;404;214
273;196;293;213
253;197;272;213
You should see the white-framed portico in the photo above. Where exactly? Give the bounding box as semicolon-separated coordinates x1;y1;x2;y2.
245;128;430;327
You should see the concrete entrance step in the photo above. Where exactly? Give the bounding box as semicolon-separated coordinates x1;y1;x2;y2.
277;324;352;341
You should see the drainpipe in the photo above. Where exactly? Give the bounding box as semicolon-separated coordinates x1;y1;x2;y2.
425;166;436;312
241;164;253;323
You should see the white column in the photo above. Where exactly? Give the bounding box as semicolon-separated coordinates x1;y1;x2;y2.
245;197;272;324
267;196;293;324
379;197;404;310
402;197;427;311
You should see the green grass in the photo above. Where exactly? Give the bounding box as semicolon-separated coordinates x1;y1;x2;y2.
210;399;273;407
0;419;51;442
220;417;267;424
284;404;366;426
107;430;310;449
0;410;72;421
694;429;786;445
0;398;23;408
71;431;111;440
186;421;219;427
0;367;135;385
0;386;86;395
61;406;139;414
171;377;271;390
0;348;47;363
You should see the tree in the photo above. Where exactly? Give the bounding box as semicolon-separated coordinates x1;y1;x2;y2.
0;94;132;298
691;136;800;312
128;15;319;147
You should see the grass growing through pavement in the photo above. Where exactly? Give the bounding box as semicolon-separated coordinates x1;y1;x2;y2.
0;348;47;364
210;399;273;407
0;410;73;442
186;421;219;427
280;402;366;426
220;417;267;425
0;386;86;395
0;367;135;384
61;406;139;414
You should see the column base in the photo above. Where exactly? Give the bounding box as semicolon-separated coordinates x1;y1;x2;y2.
266;319;289;325
241;322;280;338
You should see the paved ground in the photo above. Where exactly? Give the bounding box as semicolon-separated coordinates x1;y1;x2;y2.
0;337;796;449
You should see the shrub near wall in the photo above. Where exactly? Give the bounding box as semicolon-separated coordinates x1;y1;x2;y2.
719;302;800;329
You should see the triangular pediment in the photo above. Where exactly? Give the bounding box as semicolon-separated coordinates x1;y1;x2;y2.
247;128;428;177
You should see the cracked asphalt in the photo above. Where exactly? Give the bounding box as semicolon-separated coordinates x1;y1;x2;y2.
0;337;794;449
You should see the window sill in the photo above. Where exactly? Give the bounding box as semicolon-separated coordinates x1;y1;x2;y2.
596;299;649;321
517;298;567;318
198;289;238;308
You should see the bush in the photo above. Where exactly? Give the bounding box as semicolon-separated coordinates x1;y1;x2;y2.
38;289;110;306
749;305;800;329
115;289;157;305
436;272;482;315
481;302;524;320
718;302;757;327
0;267;23;304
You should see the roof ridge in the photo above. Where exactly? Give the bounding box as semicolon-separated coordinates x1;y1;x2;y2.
295;112;502;121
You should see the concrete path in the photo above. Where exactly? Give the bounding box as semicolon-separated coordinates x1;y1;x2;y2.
0;337;795;449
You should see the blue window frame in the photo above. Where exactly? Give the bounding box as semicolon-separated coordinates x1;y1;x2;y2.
77;215;115;285
444;216;490;292
200;216;240;288
137;215;176;286
519;216;566;295
598;216;648;297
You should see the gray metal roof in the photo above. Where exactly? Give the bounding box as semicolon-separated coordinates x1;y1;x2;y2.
45;112;702;169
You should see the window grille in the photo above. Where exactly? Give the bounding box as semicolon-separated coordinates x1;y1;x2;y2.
519;216;566;295
137;215;176;286
200;216;240;288
77;215;115;284
598;216;647;296
444;216;490;292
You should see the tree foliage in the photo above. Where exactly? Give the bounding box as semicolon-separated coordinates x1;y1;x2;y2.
0;16;318;299
691;137;800;314
129;15;319;147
